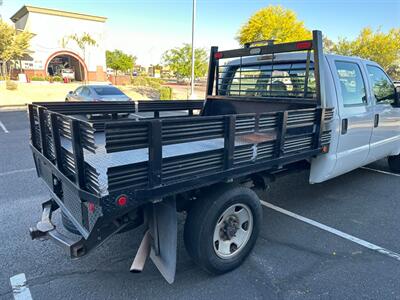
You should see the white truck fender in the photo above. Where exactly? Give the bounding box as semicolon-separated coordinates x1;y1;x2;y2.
309;152;337;184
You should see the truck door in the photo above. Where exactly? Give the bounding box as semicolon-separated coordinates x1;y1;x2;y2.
364;64;400;162
329;59;375;177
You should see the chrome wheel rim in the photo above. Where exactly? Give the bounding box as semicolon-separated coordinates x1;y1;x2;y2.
213;203;253;259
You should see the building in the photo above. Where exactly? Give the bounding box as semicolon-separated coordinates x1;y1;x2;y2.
10;5;107;81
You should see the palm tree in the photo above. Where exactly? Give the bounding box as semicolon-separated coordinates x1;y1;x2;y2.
67;33;97;82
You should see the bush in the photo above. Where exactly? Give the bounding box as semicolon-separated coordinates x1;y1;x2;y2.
0;75;8;81
52;76;63;82
45;75;63;82
131;76;148;86
31;76;45;81
131;76;165;88
159;86;172;100
6;80;18;90
147;79;161;89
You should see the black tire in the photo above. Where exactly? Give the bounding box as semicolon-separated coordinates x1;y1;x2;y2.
388;155;400;173
61;212;81;235
184;184;262;275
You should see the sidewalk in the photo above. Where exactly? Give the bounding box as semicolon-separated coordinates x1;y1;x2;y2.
0;81;81;107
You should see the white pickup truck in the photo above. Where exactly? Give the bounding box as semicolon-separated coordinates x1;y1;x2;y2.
28;30;400;283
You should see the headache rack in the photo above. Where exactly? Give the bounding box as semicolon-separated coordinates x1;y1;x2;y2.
205;30;325;106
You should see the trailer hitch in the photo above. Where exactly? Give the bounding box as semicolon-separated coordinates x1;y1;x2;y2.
29;199;59;240
29;199;86;258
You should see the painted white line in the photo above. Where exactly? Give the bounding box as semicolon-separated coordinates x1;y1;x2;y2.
361;166;400;177
260;200;400;262
0;168;36;177
10;273;33;300
0;120;9;133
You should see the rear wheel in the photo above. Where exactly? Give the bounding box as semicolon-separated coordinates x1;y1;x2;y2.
388;154;400;173
61;212;81;235
184;184;262;274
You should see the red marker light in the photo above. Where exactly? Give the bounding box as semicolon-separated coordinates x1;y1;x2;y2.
214;52;223;60
88;202;95;213
296;41;312;50
322;145;329;153
116;195;127;206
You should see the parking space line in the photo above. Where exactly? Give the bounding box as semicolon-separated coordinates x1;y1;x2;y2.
260;200;400;262
0;120;9;133
361;166;400;177
0;168;36;177
9;273;33;300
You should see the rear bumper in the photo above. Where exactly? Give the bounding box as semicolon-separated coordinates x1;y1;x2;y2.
30;198;144;259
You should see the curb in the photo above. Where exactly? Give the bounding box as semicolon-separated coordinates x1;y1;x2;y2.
0;104;27;111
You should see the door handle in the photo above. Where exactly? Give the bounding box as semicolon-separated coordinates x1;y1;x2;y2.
341;118;348;135
374;114;379;128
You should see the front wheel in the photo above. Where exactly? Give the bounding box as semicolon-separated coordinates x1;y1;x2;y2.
184;184;262;274
388;154;400;173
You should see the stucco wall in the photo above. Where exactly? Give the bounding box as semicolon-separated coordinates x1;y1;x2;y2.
15;11;106;73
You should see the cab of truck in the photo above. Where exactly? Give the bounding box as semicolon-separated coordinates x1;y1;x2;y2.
310;55;400;182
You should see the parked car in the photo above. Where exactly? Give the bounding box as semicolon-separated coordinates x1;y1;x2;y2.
61;68;75;80
65;85;131;102
28;31;400;284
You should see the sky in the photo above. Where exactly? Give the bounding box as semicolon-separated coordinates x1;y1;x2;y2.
1;0;399;65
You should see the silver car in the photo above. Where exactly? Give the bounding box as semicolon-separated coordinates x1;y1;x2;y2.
66;85;131;102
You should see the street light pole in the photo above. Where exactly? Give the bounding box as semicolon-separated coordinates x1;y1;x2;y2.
189;0;196;99
0;0;3;19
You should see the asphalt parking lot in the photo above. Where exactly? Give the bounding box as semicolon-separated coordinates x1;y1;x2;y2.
0;109;399;300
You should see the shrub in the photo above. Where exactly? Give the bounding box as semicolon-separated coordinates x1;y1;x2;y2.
131;76;165;88
52;76;63;82
131;76;148;86
31;76;45;81
147;80;161;89
152;77;165;85
6;80;18;90
159;86;172;100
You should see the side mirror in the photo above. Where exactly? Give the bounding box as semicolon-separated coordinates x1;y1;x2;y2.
68;91;74;95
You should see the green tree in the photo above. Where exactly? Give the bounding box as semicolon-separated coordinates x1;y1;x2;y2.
323;36;335;54
106;50;136;74
67;32;97;56
162;44;208;80
237;5;311;45
0;20;32;77
332;27;400;79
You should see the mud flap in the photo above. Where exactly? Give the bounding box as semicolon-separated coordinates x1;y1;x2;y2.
148;198;177;284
